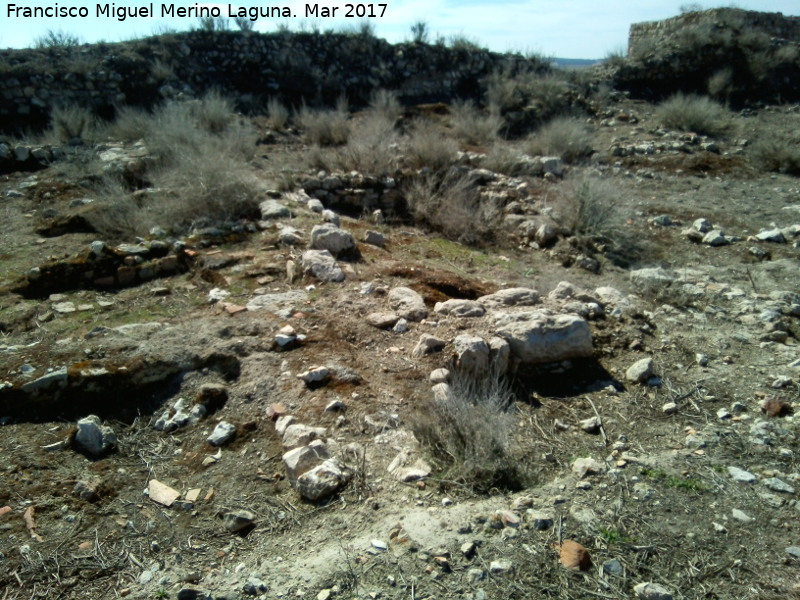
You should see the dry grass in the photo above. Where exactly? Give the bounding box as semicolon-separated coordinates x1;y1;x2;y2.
486;71;571;122
482;144;527;176
367;88;401;122
84;176;149;238
751;137;800;176
554;175;619;247
403;120;458;171
333;111;399;175
410;367;526;493
450;100;503;145
296;100;350;146
92;95;261;238
265;97;289;131
191;89;236;134
49;104;96;143
655;93;731;138
107;105;153;142
527;117;593;163
404;169;501;245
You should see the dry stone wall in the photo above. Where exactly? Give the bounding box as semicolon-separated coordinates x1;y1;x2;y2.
0;31;543;134
617;8;800;105
628;8;800;55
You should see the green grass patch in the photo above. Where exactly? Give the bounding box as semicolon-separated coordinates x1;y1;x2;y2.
642;467;708;492
598;526;634;545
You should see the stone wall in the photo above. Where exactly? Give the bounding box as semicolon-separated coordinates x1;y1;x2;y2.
628;8;800;55
0;31;544;135
616;8;800;105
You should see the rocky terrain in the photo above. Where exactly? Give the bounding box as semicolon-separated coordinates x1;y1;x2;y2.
1;9;800;600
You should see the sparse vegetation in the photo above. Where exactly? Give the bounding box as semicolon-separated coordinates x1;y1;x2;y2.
107;105;154;142
265;97;290;131
411;367;526;493
527;117;593;163
752;137;800;176
33;29;83;48
332;110;399;175
3;14;800;600
404;120;459;171
150;59;175;82
234;16;255;32
449;100;503;146
642;467;708;492
367;89;401;122
481;144;527;176
404;169;500;245
448;34;483;52
707;67;734;102
49;104;95;143
410;21;429;44
196;16;230;32
655;93;731;137
555;175;619;252
191;89;236;135
92;93;260;238
296;100;351;146
485;71;574;130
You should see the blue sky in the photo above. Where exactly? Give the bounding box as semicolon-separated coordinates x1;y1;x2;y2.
1;1;797;58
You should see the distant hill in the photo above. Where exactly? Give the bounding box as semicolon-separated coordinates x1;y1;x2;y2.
552;58;600;68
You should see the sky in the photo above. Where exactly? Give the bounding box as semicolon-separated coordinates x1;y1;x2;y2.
1;0;798;58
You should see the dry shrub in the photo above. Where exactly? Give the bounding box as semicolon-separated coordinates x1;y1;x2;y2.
450;100;503;145
368;88;401;122
191;89;235;134
265;97;289;131
482;144;527;176
404;120;458;171
527;117;593;163
85;176;150;238
707;68;734;102
556;175;618;244
33;29;82;48
410;368;526;493
296;100;350;146
50;104;95;143
108;105;154;142
146;150;261;231
334;111;399;175
486;71;571;121
655;93;731;138
752;137;800;176
404;169;499;245
145;101;257;163
93;96;260;238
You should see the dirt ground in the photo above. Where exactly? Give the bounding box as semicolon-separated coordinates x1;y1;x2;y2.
1;95;799;600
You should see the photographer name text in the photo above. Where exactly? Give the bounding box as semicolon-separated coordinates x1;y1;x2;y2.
7;3;388;22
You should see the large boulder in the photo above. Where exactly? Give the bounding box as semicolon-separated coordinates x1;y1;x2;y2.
302;250;345;282
434;299;486;318
488;336;511;374
310;223;355;255
494;311;593;364
388;287;428;321
259;199;291;219
74;415;117;457
282;440;330;486
282;424;326;450
295;459;351;501
478;288;540;308
453;335;490;375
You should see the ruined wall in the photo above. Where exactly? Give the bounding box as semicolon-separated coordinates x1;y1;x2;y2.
0;31;543;134
628;8;800;55
616;8;800;105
